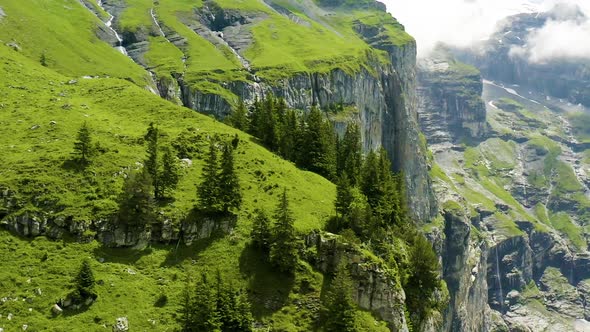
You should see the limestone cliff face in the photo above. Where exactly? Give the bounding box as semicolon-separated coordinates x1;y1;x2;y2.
439;208;489;332
0;187;234;248
417;57;487;144
89;1;436;222
305;232;409;332
179;42;437;222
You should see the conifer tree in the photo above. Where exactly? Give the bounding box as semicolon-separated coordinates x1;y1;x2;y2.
406;234;441;325
251;209;272;253
323;261;356;332
278;109;298;161
234;291;254;331
335;174;354;218
270;189;299;273
73;121;92;164
198;138;221;212
215;271;235;331
75;259;96;300
160;146;181;199
181;279;193;331
144;123;161;199
339;123;362;185
360;150;380;209
218;143;242;213
228;99;249;131
302;107;336;179
260;96;278;150
118;170;155;229
189;274;220;332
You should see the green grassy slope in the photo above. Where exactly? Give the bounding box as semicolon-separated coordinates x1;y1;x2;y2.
125;0;411;95
0;0;149;85
0;40;347;330
430;97;588;248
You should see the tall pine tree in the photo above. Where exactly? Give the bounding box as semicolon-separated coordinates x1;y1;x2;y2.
218;143;242;214
198;138;221;212
160;146;181;199
227;99;249;131
117;170;155;230
187;274;220;332
338;123;362;185
251;209;272;253
144;123;161;199
323;261;357;332
270;189;299;274
335;174;354;219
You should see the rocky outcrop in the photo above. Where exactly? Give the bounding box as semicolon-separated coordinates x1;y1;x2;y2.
0;187;235;248
417;56;487;144
437;204;490;332
305;232;409;332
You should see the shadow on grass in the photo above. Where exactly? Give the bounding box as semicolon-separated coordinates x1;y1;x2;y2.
92;245;154;265
239;244;295;319
160;235;218;267
61;159;88;172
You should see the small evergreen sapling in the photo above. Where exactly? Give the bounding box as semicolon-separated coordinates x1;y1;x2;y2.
73;121;92;164
75;259;96;301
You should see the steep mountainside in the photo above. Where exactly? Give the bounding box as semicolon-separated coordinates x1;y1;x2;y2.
0;1;442;331
0;0;435;221
418;49;590;331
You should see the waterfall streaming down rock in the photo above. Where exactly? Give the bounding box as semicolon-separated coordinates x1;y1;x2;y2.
97;0;128;56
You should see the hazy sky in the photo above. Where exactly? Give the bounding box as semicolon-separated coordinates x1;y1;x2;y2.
382;0;590;61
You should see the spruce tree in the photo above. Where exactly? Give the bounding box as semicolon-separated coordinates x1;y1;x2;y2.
406;234;440;325
339;123;362;185
228;99;249;132
118;170;155;230
234;291;254;331
198;138;221;212
323;261;356;332
215;271;235;331
181;279;193;331
260;96;278;150
270;189;299;274
218;143;242;213
360;150;380;209
75;259;96;300
303;106;324;173
144;123;161;199
335;174;354;218
73;121;92;164
188;274;220;332
251;209;271;253
278;109;298;161
160;146;181;199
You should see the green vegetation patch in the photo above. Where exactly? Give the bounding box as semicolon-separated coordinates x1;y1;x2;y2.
0;0;148;84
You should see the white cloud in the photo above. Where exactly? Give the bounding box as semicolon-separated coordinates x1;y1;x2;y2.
510;8;590;62
381;0;590;61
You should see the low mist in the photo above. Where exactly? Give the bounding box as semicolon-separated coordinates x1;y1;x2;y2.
383;0;590;62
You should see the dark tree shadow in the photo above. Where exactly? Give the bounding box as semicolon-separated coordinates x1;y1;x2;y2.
160;235;219;267
238;244;295;319
92;245;153;266
61;159;88;172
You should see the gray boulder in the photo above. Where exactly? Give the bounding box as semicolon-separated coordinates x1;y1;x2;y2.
51;304;63;316
113;317;129;332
